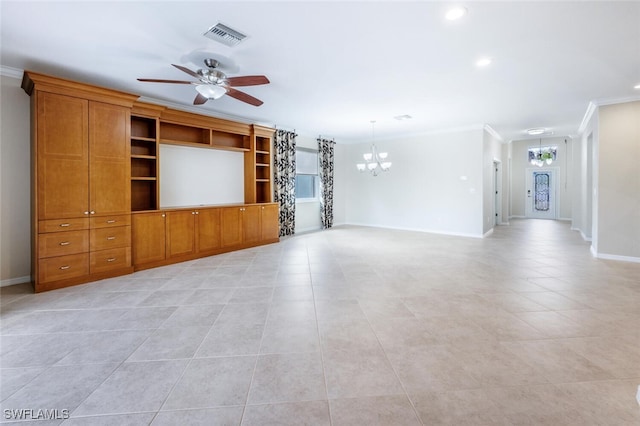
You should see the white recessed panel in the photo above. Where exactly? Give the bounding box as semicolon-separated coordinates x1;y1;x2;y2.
160;144;244;208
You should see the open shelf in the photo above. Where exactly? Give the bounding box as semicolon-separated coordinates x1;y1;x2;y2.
160;122;211;146
256;136;270;153
131;180;158;212
131;116;157;139
131;115;159;211
212;130;250;151
131;139;157;157
256;181;272;204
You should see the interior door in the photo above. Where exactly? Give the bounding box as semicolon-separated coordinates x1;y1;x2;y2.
526;168;557;219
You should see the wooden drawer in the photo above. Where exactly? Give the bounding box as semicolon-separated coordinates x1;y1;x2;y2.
90;214;131;229
38;230;89;259
39;218;89;233
90;247;131;274
90;226;131;251
38;253;89;283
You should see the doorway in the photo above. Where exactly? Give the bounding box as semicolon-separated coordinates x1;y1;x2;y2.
525;168;557;219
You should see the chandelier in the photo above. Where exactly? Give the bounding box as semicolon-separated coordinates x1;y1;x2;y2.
529;138;555;167
356;121;392;176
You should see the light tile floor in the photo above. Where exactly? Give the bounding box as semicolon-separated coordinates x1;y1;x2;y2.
1;219;639;425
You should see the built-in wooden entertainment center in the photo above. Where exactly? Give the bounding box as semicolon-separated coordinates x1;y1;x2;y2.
22;71;279;292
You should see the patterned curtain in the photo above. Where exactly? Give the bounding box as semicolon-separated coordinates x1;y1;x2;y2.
273;130;297;236
318;137;336;229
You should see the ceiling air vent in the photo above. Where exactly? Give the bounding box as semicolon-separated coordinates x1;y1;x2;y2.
204;23;247;47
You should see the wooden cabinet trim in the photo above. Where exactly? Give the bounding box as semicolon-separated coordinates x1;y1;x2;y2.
23;72;137;107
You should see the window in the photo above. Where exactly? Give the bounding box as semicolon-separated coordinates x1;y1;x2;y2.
295;149;319;201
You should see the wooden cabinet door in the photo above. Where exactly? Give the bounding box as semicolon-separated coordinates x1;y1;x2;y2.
221;207;243;247
89;101;130;216
197;208;221;252
260;204;280;240
166;210;195;258
37;92;89;219
132;212;165;265
242;205;261;244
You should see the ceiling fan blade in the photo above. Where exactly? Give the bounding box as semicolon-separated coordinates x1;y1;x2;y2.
193;93;208;105
172;64;201;79
137;78;193;84
226;88;264;106
226;75;270;87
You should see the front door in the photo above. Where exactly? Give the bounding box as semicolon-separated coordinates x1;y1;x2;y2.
526;168;556;219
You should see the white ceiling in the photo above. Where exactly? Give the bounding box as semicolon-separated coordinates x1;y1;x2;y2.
2;1;639;143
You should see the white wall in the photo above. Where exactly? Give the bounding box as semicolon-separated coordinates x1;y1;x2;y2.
345;129;485;237
159;144;244;208
596;100;640;260
0;74;31;285
572;120;596;241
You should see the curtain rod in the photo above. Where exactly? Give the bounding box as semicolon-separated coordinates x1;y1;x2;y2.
275;125;297;133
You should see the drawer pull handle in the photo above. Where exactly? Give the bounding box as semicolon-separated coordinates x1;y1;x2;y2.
59;265;70;270
59;241;71;246
106;220;116;224
106;236;116;240
107;258;116;262
84;211;89;215
59;223;71;227
90;211;96;215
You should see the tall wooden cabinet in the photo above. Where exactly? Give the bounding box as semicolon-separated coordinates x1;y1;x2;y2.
23;72;138;292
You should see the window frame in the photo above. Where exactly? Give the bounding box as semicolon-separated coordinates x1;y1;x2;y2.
295;148;320;203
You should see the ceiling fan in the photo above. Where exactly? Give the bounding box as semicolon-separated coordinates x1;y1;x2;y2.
138;58;269;106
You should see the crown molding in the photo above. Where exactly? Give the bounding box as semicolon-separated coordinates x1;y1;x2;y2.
0;66;24;79
578;95;640;135
483;124;504;142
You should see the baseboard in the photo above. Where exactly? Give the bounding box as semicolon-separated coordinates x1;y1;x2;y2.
294;226;322;235
509;215;526;219
345;222;485;238
483;228;494;238
572;227;592;242
0;276;31;288
593;251;640;263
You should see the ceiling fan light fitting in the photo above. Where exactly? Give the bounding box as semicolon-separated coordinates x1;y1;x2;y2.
195;84;226;100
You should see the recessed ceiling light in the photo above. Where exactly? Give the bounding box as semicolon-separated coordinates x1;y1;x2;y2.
394;114;412;121
476;57;492;67
445;6;467;21
527;128;546;135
